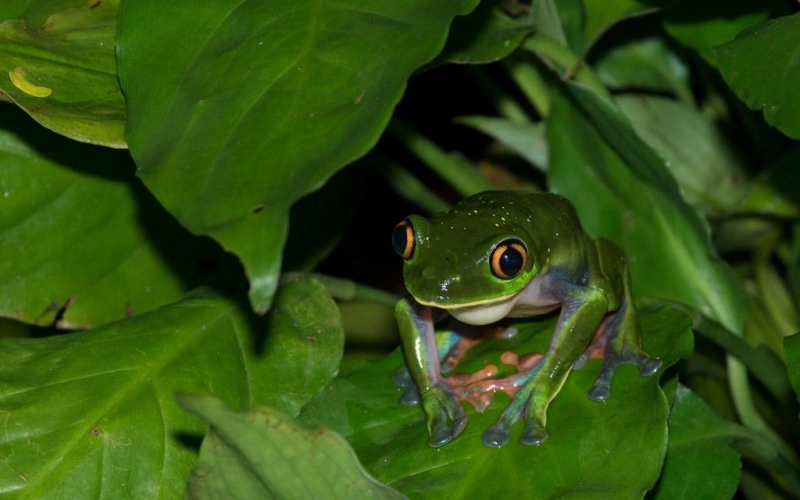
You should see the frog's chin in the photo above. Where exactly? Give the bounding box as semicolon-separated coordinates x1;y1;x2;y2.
446;295;518;326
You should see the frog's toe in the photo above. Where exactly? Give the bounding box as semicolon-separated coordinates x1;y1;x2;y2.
587;363;615;401
392;367;412;387
482;425;510;448
637;356;662;376
573;352;590;370
587;381;611;401
587;347;662;401
422;387;468;447
520;424;548;446
399;386;420;406
394;367;421;405
429;413;468;447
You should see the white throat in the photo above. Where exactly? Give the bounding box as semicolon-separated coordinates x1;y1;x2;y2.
447;295;518;325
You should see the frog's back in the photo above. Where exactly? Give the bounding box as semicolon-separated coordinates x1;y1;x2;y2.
451;191;585;242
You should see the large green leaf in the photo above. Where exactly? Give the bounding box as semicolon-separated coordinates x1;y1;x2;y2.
716;13;800;141
0;107;235;328
615;94;749;214
553;0;669;55
0;279;343;499
300;305;693;498
181;395;404;499
592;37;691;101
438;0;532;64
547;84;743;335
0;0;125;147
457;116;547;170
660;0;788;66
117;0;479;314
582;0;659;53
649;385;741;499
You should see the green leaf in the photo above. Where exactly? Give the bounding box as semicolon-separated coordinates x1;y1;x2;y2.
716;13;800;141
693;315;795;406
582;0;659;53
457;115;547;170
532;0;568;47
0;279;343;498
438;0;532;64
117;0;479;314
547;84;744;335
614;94;749;214
0;107;231;328
649;385;741;499
744;146;800;217
256;277;346;417
787;333;800;401
553;0;585;52
180;395;404;500
0;0;126;147
593;37;691;102
660;0;787;66
300;305;693;498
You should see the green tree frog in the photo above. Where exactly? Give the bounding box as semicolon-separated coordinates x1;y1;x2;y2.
391;191;661;447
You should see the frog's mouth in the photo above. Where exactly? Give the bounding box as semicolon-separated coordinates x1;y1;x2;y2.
415;293;519;326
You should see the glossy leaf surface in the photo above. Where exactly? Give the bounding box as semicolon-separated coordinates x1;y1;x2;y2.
117;0;479;314
0;0;125;147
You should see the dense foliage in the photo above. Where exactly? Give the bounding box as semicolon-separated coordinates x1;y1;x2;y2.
1;0;799;498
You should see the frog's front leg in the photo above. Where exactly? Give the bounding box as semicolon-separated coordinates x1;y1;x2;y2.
395;297;468;447
393;314;513;407
482;273;608;447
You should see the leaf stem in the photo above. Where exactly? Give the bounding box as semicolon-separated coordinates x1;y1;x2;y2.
466;66;531;124
388;118;493;197
502;57;550;118
521;32;610;98
376;158;451;214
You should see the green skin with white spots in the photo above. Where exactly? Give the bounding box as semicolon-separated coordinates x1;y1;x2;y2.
394;191;661;448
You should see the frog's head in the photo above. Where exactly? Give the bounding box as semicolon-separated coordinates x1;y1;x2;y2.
392;193;543;324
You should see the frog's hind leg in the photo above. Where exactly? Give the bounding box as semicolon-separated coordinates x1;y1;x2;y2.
579;287;662;402
575;238;662;401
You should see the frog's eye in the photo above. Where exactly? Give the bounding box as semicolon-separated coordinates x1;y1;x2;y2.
392;219;415;260
490;238;527;280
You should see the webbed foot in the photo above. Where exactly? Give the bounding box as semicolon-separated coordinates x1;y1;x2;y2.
575;304;662;401
481;417;547;447
480;376;550;447
587;347;662;401
421;385;468;447
393;367;421;405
